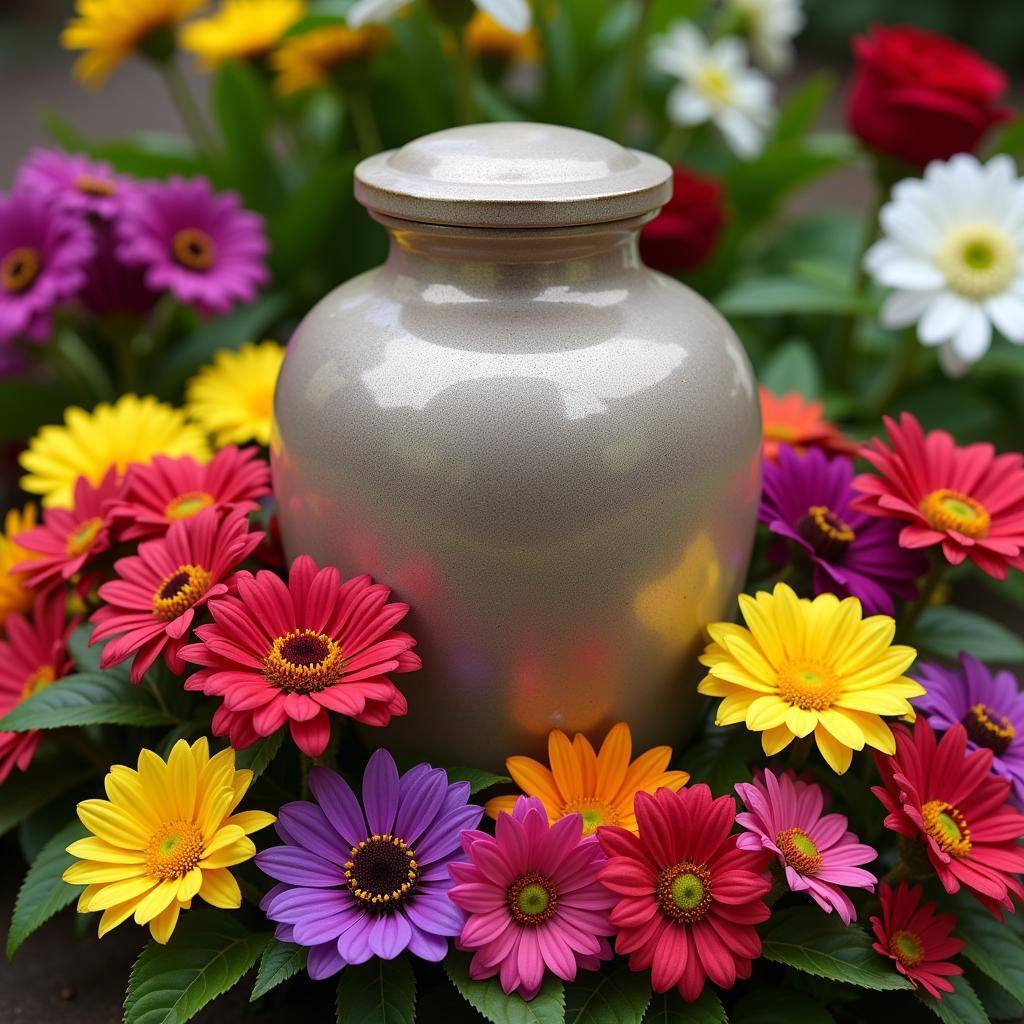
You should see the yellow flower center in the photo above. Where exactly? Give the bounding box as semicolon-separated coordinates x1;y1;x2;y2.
507;872;558;926
798;504;856;559
657;860;713;923
344;834;419;909
559;797;620;836
145;819;204;880
776;659;840;711
75;173;117;198
763;423;796;442
962;703;1015;755
921;799;971;857
1;246;41;294
775;826;823;874
696;65;734;106
919;488;990;539
172;227;218;271
889;928;924;968
65;516;104;557
264;628;344;693
152;563;211;620
937;224;1017;299
21;664;56;702
164;490;216;521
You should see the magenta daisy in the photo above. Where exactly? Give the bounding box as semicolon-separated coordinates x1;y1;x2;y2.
735;768;877;924
115;177;269;316
449;796;615;1000
0;190;92;344
15;149;126;221
90;509;262;684
80;221;159;317
13;468;121;592
109;446;271;541
181;555;420;757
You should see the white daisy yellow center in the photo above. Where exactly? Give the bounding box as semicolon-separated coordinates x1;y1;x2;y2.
696;65;734;106
937;224;1017;299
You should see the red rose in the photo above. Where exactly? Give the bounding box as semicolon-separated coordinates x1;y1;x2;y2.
640;168;725;273
848;24;1011;168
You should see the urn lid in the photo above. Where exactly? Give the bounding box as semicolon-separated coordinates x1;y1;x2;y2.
354;122;672;229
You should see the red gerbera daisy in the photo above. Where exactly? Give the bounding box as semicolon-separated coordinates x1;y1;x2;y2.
89;509;262;684
759;388;857;463
597;785;771;1002
180;554;420;757
852;412;1024;579
873;719;1024;917
108;446;271;541
0;591;76;782
13;468;120;591
870;882;964;999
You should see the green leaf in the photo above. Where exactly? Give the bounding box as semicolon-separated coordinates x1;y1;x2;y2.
564;960;650;1024
760;340;822;399
951;892;1024;1004
251;940;308;1001
760;907;913;990
682;724;760;797
773;71;835;143
716;277;874;318
233;730;284;780
916;973;988;1024
446;951;566;1024
7;820;87;959
0;377;76;442
731;988;834;1024
444;766;513;794
0;672;177;731
68;623;103;674
912;607;1024;663
334;954;416;1024
0;763;96;838
123;910;270;1024
964;964;1023;1022
643;987;725;1023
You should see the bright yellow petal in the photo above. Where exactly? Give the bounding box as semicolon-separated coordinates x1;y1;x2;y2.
832;691;914;715
745;695;790;731
715;692;757;726
85;874;158;912
197;785;236;841
784;705;819;738
77;799;150;849
721;634;776;684
104;768;162;831
833;615;896;675
595;722;632;798
63;861;146;885
133;879;179;924
201;824;246;859
484;795;518;820
840;709;897;754
841;646;918;690
167;739;198;821
705;662;776;692
178;867;203;902
814;724;854;774
198;867;241;909
737;592;784;664
818;708;865;750
761;724;795;756
148;901;181;944
66;837;146;864
200;837;255;869
97;898;139;938
225;810;276;835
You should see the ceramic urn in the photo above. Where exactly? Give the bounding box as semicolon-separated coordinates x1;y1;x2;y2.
271;122;761;769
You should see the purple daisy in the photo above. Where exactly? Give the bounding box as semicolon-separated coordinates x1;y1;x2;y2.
735;768;877;924
15;149;127;221
255;749;482;980
914;652;1024;809
115;177;269;316
0;190;92;344
760;444;926;615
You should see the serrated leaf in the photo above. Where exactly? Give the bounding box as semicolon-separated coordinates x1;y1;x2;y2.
564;960;650;1023
760;907;913;990
951;892;1024;1004
7;820;87;959
251;939;307;1001
233;730;284;780
916;973;988;1024
446;951;566;1024
0;763;96;838
0;672;177;731
335;954;416;1024
912;606;1024;663
964;964;1023;1022
643;987;725;1023
123;910;270;1024
731;987;834;1023
444;766;513;794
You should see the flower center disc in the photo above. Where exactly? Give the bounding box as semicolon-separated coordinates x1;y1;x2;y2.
21;664;56;702
962;703;1015;755
264;628;343;693
697;65;733;106
65;515;104;557
889;928;925;968
75;173;117;198
921;799;972;857
1;246;41;294
775;826;823;874
344;834;418;910
507;872;558;926
152;563;211;620
797;504;856;560
145;819;204;880
657;860;713;924
919;488;990;539
164;490;216;521
559;796;620;836
172;227;218;271
776;659;840;711
937;224;1017;299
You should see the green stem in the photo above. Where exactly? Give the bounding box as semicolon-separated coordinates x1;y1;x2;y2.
344;88;383;157
657;123;690;164
896;557;948;644
611;0;655;142
451;29;477;125
112;330;139;394
161;59;219;155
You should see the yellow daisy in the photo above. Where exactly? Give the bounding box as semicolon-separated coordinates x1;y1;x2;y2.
484;722;689;835
182;0;304;68
19;394;211;510
464;11;539;63
270;24;390;96
61;0;206;87
63;737;274;944
185;341;283;448
698;583;923;775
0;505;43;630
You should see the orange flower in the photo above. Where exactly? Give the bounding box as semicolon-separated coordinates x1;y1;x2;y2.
484;722;688;836
760;387;857;463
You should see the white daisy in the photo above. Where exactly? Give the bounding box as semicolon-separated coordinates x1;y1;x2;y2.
726;0;805;72
348;0;530;33
865;154;1024;376
650;22;774;159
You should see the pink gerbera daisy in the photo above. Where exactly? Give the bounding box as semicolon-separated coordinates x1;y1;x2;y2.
15;149;127;221
180;554;420;757
13;468;121;592
852;412;1024;578
0;591;76;782
90;509;262;684
449;796;615;1000
735;768;877;924
108;446;271;541
597;786;771;1002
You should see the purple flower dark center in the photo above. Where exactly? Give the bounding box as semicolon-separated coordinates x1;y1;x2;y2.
656;860;712;923
344;834;419;910
75;173;117;198
172;228;218;272
507;872;558;926
796;504;855;560
962;703;1015;755
1;246;41;294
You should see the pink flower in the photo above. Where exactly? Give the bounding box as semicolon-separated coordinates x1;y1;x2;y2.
180;555;420;757
15;149;128;221
90;509;262;684
109;446;270;541
735;768;877;924
449;796;615;1000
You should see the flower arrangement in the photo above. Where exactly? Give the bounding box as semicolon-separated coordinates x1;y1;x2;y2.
2;2;1024;1024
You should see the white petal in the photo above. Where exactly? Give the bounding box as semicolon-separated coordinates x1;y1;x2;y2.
475;0;531;33
880;203;943;254
667;86;712;126
937;342;974;378
951;304;992;361
985;292;1024;342
716;108;764;159
918;292;971;344
711;35;750;71
880;290;935;328
872;257;944;291
347;0;407;26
